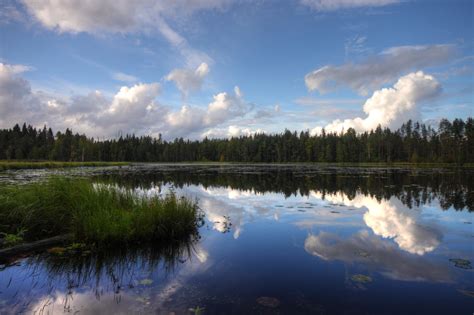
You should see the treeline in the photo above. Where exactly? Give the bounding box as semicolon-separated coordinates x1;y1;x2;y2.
0;118;473;164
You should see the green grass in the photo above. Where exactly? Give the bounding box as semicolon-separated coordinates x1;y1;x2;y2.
0;177;202;247
0;161;129;171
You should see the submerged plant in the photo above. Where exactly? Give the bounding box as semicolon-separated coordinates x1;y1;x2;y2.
189;306;205;314
449;258;472;269
350;274;372;283
256;297;280;308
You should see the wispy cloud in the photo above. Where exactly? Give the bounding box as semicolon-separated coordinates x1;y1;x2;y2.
305;44;456;95
72;54;138;83
301;0;401;12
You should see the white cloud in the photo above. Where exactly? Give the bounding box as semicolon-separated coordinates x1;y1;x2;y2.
21;0;230;66
310;191;442;255
22;0;232;33
305;44;455;95
301;0;400;11
304;230;450;282
166;86;252;138
0;62;161;137
0;63;252;139
112;72;138;83
311;71;441;134
202;125;265;138
0;63;44;124
204;86;250;125
166;62;210;97
362;198;441;255
344;35;371;57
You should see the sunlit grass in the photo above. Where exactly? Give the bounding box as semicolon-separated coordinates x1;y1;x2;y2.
0;177;201;247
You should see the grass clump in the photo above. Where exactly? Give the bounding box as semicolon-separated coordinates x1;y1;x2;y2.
0;177;201;247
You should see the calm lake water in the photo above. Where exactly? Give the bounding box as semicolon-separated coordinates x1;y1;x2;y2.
1;164;473;314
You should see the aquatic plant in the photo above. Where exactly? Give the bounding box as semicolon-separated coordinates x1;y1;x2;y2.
0;228;26;247
449;258;472;269
0;177;202;246
350;274;372;283
0;161;129;170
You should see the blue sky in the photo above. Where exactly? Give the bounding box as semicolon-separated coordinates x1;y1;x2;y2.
0;0;472;139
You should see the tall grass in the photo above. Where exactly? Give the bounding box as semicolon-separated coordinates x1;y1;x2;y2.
0;177;201;246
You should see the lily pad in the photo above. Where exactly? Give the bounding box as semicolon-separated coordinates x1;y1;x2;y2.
351;274;372;283
47;247;66;255
356;250;370;258
139;278;154;286
135;296;150;304
449;259;472;269
66;243;87;251
256;296;280;308
458;289;474;298
189;306;205;314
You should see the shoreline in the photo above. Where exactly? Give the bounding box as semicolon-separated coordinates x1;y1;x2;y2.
1;160;472;170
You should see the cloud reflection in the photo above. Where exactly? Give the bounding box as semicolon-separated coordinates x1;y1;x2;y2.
311;192;442;255
304;230;451;283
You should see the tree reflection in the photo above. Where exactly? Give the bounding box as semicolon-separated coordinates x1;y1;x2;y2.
95;165;474;211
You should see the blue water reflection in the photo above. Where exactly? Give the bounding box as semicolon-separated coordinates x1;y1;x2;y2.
0;165;473;314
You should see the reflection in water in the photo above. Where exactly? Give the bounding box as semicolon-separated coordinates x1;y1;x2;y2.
185;184;443;256
304;230;451;282
93;164;474;211
1;165;473;314
3;238;205;314
311;192;442;255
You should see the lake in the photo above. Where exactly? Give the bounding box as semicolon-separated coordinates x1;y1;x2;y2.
0;164;473;314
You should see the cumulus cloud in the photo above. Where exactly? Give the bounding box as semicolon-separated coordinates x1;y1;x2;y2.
362;198;441;255
21;0;229;65
202;125;265;138
305;45;455;95
166;62;210;97
310;191;442;255
0;63;46;125
311;71;441;134
304;230;451;282
301;0;400;11
166;86;252;138
0;62;250;139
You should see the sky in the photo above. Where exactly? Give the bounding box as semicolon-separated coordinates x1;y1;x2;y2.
0;0;473;140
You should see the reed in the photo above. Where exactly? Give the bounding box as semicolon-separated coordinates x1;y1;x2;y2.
0;177;201;247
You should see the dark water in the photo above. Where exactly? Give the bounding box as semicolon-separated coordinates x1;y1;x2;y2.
1;164;473;314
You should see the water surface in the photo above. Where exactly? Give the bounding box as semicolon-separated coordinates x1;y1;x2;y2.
1;164;473;314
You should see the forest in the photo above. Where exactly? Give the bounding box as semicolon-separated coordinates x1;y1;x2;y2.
0;118;472;164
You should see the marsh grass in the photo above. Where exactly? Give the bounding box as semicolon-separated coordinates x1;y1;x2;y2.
0;177;202;247
0;161;129;171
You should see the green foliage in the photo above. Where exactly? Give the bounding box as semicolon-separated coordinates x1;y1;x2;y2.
0;118;472;164
0;177;201;246
0;228;26;247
